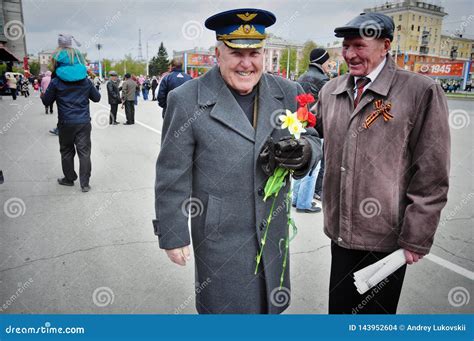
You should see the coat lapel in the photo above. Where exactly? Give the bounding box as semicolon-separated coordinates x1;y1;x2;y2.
198;66;255;142
254;74;285;161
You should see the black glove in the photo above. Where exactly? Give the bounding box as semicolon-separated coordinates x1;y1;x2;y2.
258;137;277;176
274;136;311;171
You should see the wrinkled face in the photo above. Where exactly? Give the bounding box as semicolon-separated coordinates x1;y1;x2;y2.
215;44;264;95
342;37;390;76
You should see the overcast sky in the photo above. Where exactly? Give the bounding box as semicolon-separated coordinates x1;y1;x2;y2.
23;0;474;61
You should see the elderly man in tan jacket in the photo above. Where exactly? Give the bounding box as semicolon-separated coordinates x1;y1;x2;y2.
315;13;450;314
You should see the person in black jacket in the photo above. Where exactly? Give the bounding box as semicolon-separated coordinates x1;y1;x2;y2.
292;48;330;212
106;71;121;124
151;76;158;101
42;74;101;192
157;58;192;117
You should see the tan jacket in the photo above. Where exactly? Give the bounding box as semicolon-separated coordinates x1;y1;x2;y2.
121;78;137;102
316;55;450;255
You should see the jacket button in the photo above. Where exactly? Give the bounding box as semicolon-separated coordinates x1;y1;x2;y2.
340;167;346;172
257;187;264;196
337;237;343;242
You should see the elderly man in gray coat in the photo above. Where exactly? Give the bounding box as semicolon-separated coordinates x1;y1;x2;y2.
153;8;322;314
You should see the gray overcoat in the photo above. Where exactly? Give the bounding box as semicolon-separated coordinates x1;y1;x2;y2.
153;66;322;314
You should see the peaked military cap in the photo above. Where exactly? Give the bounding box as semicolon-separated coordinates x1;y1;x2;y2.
205;8;276;48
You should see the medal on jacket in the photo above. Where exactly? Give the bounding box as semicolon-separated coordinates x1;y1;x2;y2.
363;99;393;129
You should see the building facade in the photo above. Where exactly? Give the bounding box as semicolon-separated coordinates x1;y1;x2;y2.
0;0;27;64
264;35;304;78
38;50;54;73
364;0;473;80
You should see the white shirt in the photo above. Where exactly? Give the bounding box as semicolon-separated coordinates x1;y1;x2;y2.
353;57;387;98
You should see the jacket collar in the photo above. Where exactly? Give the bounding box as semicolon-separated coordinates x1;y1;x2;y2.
331;54;397;97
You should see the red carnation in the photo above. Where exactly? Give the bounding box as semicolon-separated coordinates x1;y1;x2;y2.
307;112;317;128
296;93;315;107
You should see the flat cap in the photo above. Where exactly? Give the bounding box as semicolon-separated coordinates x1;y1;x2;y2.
109;71;118;76
334;12;394;41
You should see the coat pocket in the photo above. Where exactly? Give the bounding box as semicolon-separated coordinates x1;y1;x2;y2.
204;195;222;242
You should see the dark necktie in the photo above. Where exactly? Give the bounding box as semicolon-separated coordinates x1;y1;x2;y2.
354;77;370;108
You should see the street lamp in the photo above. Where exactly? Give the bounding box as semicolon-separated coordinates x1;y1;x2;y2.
146;32;161;76
96;43;103;78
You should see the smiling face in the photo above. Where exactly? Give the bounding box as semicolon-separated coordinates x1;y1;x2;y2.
342;37;390;77
215;44;264;95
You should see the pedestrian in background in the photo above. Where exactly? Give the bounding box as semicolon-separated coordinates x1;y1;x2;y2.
157;58;192;117
121;73;136;125
142;76;150;100
20;75;30;98
151;76;158;100
106;71;121;125
6;73;17;100
292;48;331;213
42;33;101;192
41;71;54;114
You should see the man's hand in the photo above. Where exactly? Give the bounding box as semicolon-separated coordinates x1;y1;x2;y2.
258;137;276;175
165;246;191;266
274;137;311;170
404;249;424;265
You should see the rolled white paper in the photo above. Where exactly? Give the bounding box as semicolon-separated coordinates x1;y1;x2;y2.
353;249;406;295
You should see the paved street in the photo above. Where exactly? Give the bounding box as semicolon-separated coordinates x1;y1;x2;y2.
0;90;472;314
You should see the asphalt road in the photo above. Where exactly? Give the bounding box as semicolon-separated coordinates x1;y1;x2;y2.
0;89;472;314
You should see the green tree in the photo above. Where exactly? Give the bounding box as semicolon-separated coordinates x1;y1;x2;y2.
339;61;348;75
279;47;297;78
112;54;146;76
149;42;169;76
297;40;318;75
28;60;40;76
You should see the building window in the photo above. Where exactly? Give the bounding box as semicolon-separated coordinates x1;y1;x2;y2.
412;14;415;21
399;14;403;21
418;26;420;32
419;15;421;21
411;24;414;31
